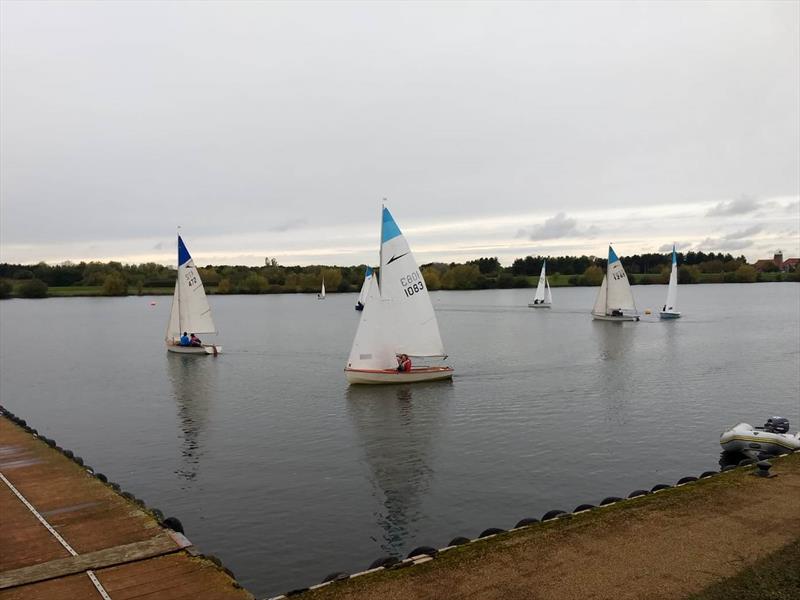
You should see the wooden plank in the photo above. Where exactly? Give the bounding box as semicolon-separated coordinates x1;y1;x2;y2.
0;533;190;589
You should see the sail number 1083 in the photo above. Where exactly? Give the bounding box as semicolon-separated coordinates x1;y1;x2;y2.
400;271;425;297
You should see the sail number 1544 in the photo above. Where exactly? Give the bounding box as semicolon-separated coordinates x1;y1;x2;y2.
400;271;424;297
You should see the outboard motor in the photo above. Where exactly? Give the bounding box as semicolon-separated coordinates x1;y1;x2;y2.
764;416;790;434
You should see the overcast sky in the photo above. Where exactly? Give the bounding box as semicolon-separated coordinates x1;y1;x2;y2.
1;0;798;267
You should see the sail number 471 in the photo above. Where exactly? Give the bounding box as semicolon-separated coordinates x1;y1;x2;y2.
184;270;198;287
400;271;424;297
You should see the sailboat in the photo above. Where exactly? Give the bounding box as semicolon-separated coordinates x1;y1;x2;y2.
345;206;453;384
528;260;552;308
317;278;326;300
660;244;681;319
591;245;639;322
355;266;373;311
165;235;222;355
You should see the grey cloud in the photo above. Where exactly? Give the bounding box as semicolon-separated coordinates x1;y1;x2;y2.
268;219;308;233
706;196;761;216
696;238;754;251
520;213;579;241
723;225;762;240
657;241;691;252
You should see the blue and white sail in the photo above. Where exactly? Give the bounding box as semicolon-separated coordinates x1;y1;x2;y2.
166;235;217;342
347;207;446;370
592;245;637;317
356;266;373;308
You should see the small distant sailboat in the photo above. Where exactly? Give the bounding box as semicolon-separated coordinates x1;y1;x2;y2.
660;244;681;319
166;235;221;355
592;245;639;322
528;260;552;308
345;206;453;384
317;278;326;300
355;266;373;311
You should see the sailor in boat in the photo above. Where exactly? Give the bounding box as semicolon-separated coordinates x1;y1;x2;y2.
180;332;191;346
396;354;412;372
190;333;202;347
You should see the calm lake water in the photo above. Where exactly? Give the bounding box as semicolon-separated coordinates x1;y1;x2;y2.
1;284;799;597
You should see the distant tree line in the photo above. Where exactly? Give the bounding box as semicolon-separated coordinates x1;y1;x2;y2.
0;251;796;299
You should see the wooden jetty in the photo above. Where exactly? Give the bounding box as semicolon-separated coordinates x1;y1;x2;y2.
0;414;254;600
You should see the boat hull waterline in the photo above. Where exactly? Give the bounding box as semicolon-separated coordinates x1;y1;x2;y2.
528;303;551;308
345;366;454;385
660;311;681;319
592;313;639;322
720;423;800;455
166;343;222;355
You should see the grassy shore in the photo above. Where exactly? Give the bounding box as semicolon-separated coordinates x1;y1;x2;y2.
286;452;800;600
1;270;792;299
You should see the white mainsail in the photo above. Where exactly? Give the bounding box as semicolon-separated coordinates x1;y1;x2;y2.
346;207;446;370
664;245;678;311
592;245;637;316
165;235;217;341
319;278;326;298
357;266;373;306
532;261;550;304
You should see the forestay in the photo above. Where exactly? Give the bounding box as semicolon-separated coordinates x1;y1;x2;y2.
347;207;446;370
165;236;216;341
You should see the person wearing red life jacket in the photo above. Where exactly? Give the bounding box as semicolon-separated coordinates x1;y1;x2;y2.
396;354;412;372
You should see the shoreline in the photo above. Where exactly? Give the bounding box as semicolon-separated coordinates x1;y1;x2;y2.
2;275;795;299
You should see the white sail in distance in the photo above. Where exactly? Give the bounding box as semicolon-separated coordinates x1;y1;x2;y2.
165;235;216;341
346;207;446;370
665;245;678;311
357;266;373;306
533;261;549;303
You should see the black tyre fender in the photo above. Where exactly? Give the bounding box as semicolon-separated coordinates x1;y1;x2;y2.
162;516;184;534
321;572;349;583
600;496;623;506
514;518;539;528
479;528;506;538
676;476;697;485
627;490;649;498
651;484;671;492
541;510;566;521
448;536;470;546
699;471;717;479
368;556;399;570
573;504;597;512
407;546;438;558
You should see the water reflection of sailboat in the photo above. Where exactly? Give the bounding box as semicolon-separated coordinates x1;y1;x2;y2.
167;354;215;482
346;384;451;556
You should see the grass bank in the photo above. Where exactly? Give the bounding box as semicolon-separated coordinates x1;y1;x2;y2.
282;453;800;600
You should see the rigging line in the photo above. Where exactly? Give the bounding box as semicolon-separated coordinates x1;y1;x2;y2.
0;471;113;599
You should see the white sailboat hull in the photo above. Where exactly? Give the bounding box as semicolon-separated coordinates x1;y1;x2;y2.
659;310;681;319
528;302;551;308
345;366;454;385
166;343;222;355
592;313;639;322
720;423;800;455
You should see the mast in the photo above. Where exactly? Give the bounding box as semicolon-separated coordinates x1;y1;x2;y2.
605;244;611;314
379;198;386;287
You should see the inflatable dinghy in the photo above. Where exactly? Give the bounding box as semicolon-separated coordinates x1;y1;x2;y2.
720;417;800;456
